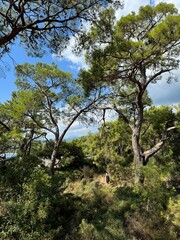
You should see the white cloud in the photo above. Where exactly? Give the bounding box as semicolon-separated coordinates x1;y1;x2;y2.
52;36;88;71
115;0;149;19
61;37;88;70
46;119;99;140
148;75;180;106
115;0;180;20
52;20;92;71
160;0;180;10
64;125;98;140
54;0;179;70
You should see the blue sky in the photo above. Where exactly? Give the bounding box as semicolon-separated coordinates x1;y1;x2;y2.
0;45;79;103
0;0;179;139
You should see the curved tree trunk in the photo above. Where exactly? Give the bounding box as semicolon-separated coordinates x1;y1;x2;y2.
49;100;97;176
50;141;60;176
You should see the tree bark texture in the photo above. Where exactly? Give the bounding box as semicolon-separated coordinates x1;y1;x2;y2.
132;127;144;183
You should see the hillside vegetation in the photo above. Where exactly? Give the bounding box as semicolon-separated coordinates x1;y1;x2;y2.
0;105;179;239
0;2;180;239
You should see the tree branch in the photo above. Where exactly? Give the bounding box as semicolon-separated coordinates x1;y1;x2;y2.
143;126;176;165
0;120;11;131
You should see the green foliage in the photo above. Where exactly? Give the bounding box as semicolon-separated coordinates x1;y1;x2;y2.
167;195;180;226
15;62;74;106
38;140;85;170
78;217;126;240
76;120;133;182
138;163;170;210
69;180;128;240
82;165;95;180
1;156;41;195
0;169;53;239
0;91;44;156
79;219;97;240
78;3;180;184
0;0;118;58
60;141;85;170
0;168;84;240
0;3;179;239
107;155;133;184
143;106;175;137
13;61;104;174
0;99;179;239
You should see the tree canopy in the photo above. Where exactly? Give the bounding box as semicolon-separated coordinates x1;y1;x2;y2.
0;0;122;58
78;2;180;182
14;62;104;174
0;3;180;239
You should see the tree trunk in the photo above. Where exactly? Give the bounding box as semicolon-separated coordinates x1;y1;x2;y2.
48;104;93;175
132;125;176;182
132;127;144;183
50;141;60;176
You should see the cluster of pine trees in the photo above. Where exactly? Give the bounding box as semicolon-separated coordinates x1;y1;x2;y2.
0;1;179;239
